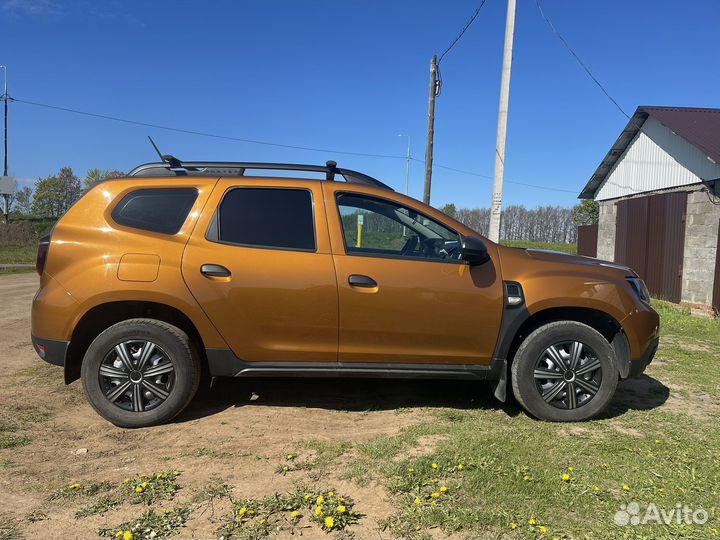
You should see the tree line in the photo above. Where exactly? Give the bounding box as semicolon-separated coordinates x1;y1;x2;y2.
7;168;124;218
440;200;598;244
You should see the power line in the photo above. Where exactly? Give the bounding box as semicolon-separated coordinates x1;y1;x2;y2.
438;0;489;63
15;96;579;194
13;98;406;160
534;0;630;119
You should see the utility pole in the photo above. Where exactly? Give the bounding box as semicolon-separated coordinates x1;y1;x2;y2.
488;0;516;243
1;65;8;223
423;55;439;205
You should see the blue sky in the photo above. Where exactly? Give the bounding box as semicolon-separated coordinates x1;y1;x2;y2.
1;0;718;208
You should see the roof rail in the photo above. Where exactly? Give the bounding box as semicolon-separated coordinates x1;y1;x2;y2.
126;160;394;191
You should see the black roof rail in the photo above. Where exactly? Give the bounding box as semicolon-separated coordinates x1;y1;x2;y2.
126;160;394;191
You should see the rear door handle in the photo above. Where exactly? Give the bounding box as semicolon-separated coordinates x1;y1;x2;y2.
201;264;231;278
348;274;377;288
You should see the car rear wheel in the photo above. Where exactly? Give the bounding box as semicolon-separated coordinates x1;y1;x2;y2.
81;319;201;428
511;321;617;422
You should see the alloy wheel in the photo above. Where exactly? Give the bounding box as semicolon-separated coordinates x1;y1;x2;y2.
533;340;602;409
98;340;175;412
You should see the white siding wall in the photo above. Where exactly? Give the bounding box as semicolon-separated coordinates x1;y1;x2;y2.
595;116;720;201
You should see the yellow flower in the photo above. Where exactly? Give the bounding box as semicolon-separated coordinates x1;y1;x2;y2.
135;486;144;493
433;479;439;484
123;532;133;540
562;473;571;482
510;522;518;530
431;501;437;506
431;463;438;469
431;492;440;499
408;468;415;473
291;510;300;519
316;495;325;505
528;518;537;526
157;472;164;478
328;491;334;497
69;483;81;490
655;439;661;445
414;498;422;505
238;507;247;516
282;466;289;472
523;475;531;481
439;486;448;493
304;495;311;501
457;464;464;470
593;485;600;493
601;463;609;469
287;454;295;460
115;532;123;538
337;505;347;513
324;516;335;529
538;525;548;534
140;482;148;488
172;470;180;475
123;479;130;484
623;485;631;491
567;467;574;472
314;506;323;516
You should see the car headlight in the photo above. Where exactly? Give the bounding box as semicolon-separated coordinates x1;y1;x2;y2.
627;277;650;303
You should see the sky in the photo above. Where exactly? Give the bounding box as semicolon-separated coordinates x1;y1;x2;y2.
1;0;718;209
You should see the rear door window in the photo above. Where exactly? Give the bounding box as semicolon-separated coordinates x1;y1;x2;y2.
215;187;316;251
112;188;198;234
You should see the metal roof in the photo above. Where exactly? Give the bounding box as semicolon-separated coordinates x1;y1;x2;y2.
579;106;720;199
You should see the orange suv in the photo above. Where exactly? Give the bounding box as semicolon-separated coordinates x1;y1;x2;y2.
31;159;659;427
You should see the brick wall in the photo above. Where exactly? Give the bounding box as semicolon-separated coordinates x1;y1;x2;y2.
681;190;720;309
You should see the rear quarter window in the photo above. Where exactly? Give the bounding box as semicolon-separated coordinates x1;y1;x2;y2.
112;188;198;235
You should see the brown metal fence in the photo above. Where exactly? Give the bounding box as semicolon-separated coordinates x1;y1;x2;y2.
577;224;598;257
614;192;687;303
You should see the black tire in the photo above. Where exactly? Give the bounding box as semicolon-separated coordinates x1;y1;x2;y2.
81;319;201;428
511;321;617;422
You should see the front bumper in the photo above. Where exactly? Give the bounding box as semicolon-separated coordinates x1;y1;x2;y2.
627;336;659;377
31;335;69;367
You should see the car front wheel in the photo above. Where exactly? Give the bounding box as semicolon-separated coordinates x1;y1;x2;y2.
81;319;201;428
511;321;618;422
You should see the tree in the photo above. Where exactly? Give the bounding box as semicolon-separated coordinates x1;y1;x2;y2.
31;167;82;218
13;186;33;216
572;200;599;226
439;203;457;218
84;168;125;191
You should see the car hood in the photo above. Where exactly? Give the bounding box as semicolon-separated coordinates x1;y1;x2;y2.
497;246;637;279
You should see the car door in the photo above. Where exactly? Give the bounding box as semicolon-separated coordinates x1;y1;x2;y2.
182;178;338;362
323;183;504;366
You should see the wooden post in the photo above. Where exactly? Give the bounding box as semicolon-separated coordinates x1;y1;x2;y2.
423;55;438;205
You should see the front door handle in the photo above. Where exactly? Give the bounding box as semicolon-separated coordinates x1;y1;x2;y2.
201;264;231;278
348;274;377;288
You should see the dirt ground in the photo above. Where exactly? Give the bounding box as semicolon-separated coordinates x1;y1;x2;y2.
0;273;472;539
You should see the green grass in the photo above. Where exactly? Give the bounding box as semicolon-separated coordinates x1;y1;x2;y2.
337;301;720;539
500;240;578;254
0;244;36;264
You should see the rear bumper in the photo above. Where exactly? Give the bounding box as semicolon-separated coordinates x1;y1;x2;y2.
31;335;69;367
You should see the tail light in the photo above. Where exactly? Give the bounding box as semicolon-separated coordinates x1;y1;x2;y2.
36;235;51;275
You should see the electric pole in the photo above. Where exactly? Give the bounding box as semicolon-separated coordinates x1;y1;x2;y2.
488;0;516;243
423;55;438;205
1;65;8;223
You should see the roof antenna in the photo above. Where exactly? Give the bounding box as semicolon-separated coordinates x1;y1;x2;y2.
147;136;183;168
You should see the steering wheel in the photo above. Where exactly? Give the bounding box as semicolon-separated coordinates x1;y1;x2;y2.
400;235;419;255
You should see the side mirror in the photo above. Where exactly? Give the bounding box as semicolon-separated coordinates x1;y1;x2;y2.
460;235;489;266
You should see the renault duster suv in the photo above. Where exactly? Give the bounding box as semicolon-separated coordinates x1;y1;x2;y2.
31;159;659;428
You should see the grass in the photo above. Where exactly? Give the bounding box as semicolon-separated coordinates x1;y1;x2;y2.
336;300;720;539
500;239;578;254
0;244;36;264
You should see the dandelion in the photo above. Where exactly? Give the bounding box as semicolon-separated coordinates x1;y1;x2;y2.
115;532;123;538
562;473;571;482
510;522;518;530
287;454;295;460
655;439;661;445
324;516;335;529
291;510;300;519
593;485;600;493
157;473;164;478
431;492;440;499
601;463;609;469
172;470;180;475
457;464;464;470
538;525;548;534
282;466;289;472
567;467;574;472
123;532;133;540
304;495;311;501
431;501;437;506
528;518;537;526
316;495;325;505
328;491;334;497
414;498;422;506
123;479;130;484
314;506;323;516
135;486;145;493
623;485;631;491
337;505;347;514
238;507;247;517
69;483;81;490
140;482;148;488
433;479;439;484
258;519;266;525
431;463;438;469
439;486;448;493
523;475;531;481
